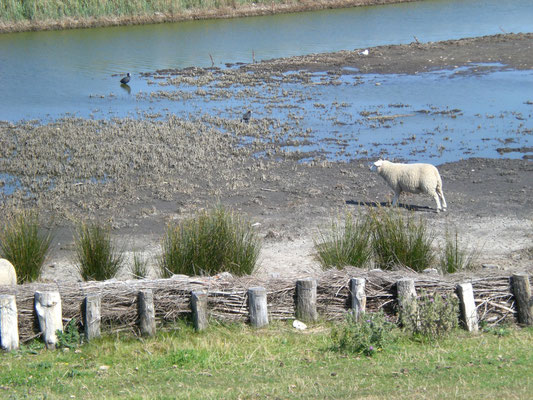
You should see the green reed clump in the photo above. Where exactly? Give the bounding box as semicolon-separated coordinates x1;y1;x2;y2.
401;291;459;339
130;251;149;279
370;208;435;271
0;211;53;283
314;212;372;269
75;221;123;281
439;228;478;274
159;206;261;277
331;310;397;357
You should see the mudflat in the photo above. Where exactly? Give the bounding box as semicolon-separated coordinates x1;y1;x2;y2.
1;33;531;282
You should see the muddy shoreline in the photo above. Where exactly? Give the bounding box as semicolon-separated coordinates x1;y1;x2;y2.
0;33;531;282
0;0;417;34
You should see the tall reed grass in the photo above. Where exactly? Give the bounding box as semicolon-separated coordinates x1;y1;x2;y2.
0;0;279;22
315;212;372;269
315;207;436;272
0;211;52;283
159;206;260;277
370;208;434;272
439;228;478;274
75;221;123;281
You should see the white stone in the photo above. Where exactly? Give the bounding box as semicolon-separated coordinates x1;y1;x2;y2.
292;320;307;330
0;259;17;286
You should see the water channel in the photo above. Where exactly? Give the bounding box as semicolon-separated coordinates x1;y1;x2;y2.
0;0;532;162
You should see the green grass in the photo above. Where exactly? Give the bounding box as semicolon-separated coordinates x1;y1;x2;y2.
130;250;149;279
159;205;261;277
440;227;479;274
1;322;531;399
0;0;288;22
315;212;373;269
0;210;52;283
74;221;123;281
315;208;436;272
371;208;435;271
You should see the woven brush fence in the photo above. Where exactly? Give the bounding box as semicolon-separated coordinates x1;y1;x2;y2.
0;267;528;344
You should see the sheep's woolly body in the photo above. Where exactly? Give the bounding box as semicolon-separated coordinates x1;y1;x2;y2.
373;160;447;212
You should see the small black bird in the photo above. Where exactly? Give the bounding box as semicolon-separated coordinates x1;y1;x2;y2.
242;110;251;123
120;73;131;85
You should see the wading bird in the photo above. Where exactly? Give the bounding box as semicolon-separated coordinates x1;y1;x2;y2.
242;110;251;123
120;73;131;85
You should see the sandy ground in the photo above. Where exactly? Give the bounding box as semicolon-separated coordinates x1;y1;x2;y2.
0;34;531;283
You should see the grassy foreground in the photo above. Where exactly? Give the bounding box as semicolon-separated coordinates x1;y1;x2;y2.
1;322;531;399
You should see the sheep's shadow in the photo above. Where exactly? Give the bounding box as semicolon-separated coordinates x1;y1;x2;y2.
346;200;435;213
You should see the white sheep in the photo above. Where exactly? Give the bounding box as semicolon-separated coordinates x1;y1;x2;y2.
371;159;447;212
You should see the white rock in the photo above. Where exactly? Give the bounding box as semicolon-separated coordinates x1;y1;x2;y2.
0;259;17;286
292;320;307;330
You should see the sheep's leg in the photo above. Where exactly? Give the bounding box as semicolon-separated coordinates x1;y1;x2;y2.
392;190;401;207
438;189;447;211
433;192;442;213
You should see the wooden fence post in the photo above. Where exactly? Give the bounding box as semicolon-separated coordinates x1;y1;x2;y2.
512;274;532;325
349;278;366;321
0;295;19;351
396;278;417;326
295;278;318;322
138;289;156;337
83;294;101;341
456;282;479;332
248;287;268;328
35;291;63;349
191;290;208;331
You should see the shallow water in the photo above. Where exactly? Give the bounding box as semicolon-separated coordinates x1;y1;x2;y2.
0;0;532;164
112;63;531;164
1;0;532;123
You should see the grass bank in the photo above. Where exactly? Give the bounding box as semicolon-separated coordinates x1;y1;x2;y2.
1;322;531;399
0;0;418;33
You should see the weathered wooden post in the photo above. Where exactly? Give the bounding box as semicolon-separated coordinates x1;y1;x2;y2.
248;287;269;328
456;282;479;332
349;278;366;321
0;295;19;351
138;289;156;337
295;278;318;322
191;290;209;331
396;278;417;326
83;294;101;341
512;273;532;325
35;291;63;349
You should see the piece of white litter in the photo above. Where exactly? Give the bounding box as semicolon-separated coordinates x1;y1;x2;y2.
359;49;369;56
293;320;307;330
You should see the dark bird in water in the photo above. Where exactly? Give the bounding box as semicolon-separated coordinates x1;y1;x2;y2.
242;110;251;123
120;73;131;85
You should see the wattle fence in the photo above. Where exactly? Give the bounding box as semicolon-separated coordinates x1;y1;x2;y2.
0;267;531;351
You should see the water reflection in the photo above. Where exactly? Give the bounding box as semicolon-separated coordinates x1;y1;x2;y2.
120;83;131;94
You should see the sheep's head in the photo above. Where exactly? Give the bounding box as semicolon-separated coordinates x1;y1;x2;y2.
370;159;384;172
